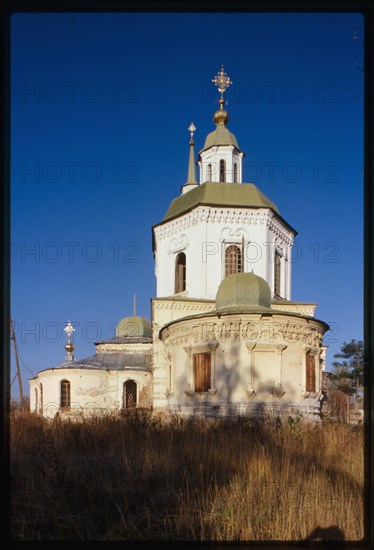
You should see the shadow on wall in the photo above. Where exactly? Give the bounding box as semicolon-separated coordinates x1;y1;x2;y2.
305;525;345;541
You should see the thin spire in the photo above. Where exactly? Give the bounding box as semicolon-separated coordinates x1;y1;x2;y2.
133;293;136;316
186;122;197;184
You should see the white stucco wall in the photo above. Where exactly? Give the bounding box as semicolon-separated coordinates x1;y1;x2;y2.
198;145;244;184
156;312;328;419
154;206;295;301
29;368;152;418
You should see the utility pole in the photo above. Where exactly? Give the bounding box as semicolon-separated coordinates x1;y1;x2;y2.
10;318;24;411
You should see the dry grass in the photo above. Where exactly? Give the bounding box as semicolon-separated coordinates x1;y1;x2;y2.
10;412;364;541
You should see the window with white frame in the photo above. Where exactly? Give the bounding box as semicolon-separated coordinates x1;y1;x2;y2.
225;244;242;277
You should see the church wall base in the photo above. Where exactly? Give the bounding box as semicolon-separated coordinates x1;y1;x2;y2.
165;400;322;422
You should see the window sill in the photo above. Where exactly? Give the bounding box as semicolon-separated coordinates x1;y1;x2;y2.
301;391;318;398
184;389;216;396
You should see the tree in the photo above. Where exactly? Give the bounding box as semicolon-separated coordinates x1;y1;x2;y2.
331;339;364;406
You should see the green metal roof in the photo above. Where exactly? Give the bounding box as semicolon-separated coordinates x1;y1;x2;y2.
116;316;152;338
200;125;239;152
162;182;280;222
216;272;272;310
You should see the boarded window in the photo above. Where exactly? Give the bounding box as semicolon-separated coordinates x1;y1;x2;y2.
219;159;225;182
274;251;281;297
194;353;211;392
175;252;186;293
225;245;242;277
306;354;316;392
207;163;212;182
234;163;238;183
60;380;71;409
124;380;137;408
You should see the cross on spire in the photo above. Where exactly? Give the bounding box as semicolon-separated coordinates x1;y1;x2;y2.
188;122;196;143
212;65;232;100
64;320;75;343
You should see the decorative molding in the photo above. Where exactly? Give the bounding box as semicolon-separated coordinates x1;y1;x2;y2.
219;226;248;243
273;384;285;397
271;303;317;316
303;345;319;355
167;233;189;254
154;206;283;241
267;215;295;245
95;343;152;354
162;319;323;348
207;337;219;352
153;301;215;312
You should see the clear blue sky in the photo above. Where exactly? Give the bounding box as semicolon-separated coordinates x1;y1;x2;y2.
10;11;364;399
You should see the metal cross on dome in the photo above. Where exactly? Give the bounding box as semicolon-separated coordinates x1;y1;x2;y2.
212;65;232;99
64;320;75;343
188;122;196;140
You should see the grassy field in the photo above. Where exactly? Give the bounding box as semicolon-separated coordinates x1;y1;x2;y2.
10;412;364;541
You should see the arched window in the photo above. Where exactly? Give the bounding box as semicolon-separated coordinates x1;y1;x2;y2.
39;383;43;413
274;251;281;297
175;252;186;293
234;163;238;183
219;159;225;182
225;245;242;277
60;380;71;409
123;380;137;409
34;388;38;413
207;163;212;182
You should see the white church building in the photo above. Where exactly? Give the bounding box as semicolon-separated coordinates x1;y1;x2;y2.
30;67;329;421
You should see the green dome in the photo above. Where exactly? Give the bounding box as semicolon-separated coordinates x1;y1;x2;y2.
201;124;239;152
216;272;271;310
116;316;152;338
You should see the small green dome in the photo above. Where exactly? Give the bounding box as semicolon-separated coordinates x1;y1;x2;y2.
201;124;239;152
216;272;271;310
116;316;152;338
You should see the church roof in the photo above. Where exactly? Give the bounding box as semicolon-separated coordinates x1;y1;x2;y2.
161;182;280;223
38;352;152;373
200;124;239;152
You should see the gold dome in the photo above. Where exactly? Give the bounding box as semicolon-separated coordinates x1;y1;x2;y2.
65;342;75;353
213;108;229;125
213;97;229;125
